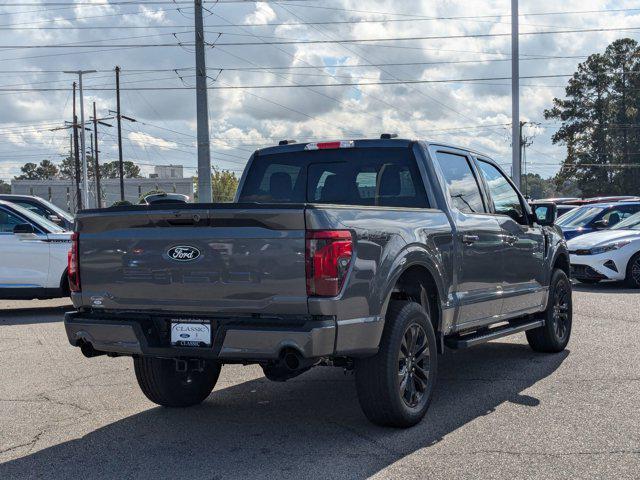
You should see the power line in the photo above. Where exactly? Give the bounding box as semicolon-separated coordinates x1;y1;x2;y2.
281;3;640;19
0;55;594;76
0;73;629;92
3;26;640;49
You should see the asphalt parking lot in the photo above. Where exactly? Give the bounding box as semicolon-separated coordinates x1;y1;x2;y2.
1;285;639;480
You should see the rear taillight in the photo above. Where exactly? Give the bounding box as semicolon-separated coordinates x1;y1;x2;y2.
68;232;80;292
306;230;353;297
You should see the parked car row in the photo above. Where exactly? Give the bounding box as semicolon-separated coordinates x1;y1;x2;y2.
531;196;640;224
531;197;640;287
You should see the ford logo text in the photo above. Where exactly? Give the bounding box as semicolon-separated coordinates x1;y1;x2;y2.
167;245;201;262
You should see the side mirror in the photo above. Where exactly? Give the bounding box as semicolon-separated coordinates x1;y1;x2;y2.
13;223;35;234
533;203;557;227
592;219;609;229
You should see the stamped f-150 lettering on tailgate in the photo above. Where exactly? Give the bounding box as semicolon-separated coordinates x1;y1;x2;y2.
64;137;571;428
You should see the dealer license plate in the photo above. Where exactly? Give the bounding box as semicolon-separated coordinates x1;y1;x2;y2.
170;320;212;347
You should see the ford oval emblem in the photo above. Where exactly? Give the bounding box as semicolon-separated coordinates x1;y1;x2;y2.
167;245;201;262
179;333;190;338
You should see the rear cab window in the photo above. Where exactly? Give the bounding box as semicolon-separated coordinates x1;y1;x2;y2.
238;147;429;208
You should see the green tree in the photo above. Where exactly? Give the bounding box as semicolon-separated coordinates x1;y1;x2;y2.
193;170;239;202
16;162;38;180
544;38;640;196
100;160;142;179
35;159;59;179
15;159;59;180
522;173;554;199
212;169;239;202
0;179;10;193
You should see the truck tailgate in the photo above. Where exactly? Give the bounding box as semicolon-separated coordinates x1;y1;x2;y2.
75;205;308;315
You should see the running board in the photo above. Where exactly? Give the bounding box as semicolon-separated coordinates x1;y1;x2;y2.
445;319;544;349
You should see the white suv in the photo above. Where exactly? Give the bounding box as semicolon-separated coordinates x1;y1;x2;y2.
0;200;72;299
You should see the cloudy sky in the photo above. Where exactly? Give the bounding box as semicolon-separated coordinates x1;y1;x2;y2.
0;0;639;182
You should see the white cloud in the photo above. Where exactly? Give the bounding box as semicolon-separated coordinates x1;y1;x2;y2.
0;0;639;180
139;5;168;24
128;132;178;150
244;3;276;25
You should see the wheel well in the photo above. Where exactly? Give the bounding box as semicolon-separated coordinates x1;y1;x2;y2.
60;268;70;296
553;252;570;276
390;265;440;334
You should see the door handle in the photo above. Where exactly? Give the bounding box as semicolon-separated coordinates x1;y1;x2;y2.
504;234;518;245
461;234;479;245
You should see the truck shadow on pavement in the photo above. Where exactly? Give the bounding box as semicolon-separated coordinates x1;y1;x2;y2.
1;342;568;480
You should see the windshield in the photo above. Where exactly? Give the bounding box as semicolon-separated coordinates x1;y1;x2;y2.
9;203;66;233
612;211;640;231
556;206;604;228
37;197;73;222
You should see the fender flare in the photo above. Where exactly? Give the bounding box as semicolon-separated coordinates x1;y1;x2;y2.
378;244;448;332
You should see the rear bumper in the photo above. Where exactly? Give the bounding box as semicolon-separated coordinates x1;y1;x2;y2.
64;311;384;361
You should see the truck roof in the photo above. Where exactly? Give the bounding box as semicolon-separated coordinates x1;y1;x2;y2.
255;138;493;160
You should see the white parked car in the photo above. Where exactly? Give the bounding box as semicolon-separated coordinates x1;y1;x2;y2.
0;199;72;299
568;211;640;287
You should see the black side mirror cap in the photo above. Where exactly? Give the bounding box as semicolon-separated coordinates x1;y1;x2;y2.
13;223;35;234
533;203;557;227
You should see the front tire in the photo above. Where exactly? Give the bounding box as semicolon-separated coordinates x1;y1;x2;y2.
625;252;640;288
134;357;221;407
355;301;437;428
526;269;572;353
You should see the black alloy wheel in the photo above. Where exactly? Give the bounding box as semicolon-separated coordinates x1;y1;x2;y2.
398;323;431;408
551;280;571;343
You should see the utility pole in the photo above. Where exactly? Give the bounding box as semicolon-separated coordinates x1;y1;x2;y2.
72;82;82;211
65;70;96;208
91;102;113;208
69;133;75;211
109;68;136;203
511;0;521;189
115;66;125;201
194;0;212;203
89;132;95;207
92;103;102;208
519;121;538;198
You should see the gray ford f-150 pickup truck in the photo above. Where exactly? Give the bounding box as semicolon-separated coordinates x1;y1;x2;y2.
65;137;571;427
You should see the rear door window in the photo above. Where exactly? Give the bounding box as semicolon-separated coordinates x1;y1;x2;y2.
434;152;485;214
239;147;428;208
0;208;26;233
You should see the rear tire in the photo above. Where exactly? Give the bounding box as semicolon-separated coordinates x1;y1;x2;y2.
133;356;221;407
526;269;572;353
625;252;640;288
355;300;437;428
